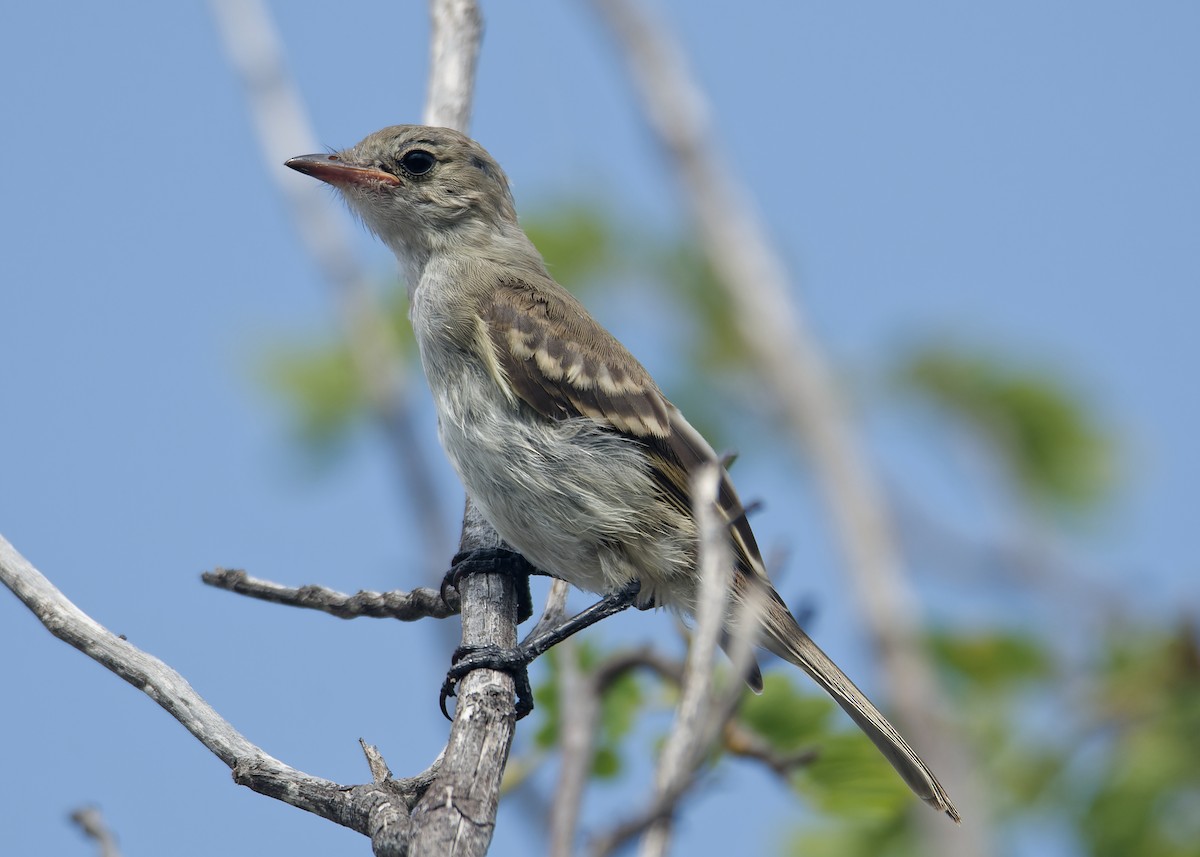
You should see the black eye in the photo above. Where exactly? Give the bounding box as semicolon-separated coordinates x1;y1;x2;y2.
400;149;436;176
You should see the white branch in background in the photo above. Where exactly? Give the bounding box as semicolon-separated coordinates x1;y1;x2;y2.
637;463;732;857
591;2;988;852
548;638;594;857
581;466;765;857
209;0;451;563
424;0;483;132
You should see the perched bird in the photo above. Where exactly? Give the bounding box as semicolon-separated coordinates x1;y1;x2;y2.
286;125;959;821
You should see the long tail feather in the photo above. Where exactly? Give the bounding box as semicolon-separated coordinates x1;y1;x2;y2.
754;586;961;822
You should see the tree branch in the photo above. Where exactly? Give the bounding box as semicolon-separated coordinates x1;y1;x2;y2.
0;535;433;856
636;465;733;855
576;465;762;857
388;3;529;855
550;642;686;857
201;567;458;619
722;721;819;781
424;0;483;132
408;501;520;856
548;638;595;857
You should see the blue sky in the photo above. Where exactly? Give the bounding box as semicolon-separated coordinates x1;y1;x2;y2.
2;3;1197;856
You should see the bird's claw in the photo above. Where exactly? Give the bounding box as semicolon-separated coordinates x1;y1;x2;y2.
439;644;535;721
439;547;535;622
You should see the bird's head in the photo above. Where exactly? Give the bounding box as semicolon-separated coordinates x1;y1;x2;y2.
286;125;518;263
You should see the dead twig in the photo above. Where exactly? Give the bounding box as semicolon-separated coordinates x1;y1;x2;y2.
201;567;458;619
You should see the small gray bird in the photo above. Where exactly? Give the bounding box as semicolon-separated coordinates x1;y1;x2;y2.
286;125;959;821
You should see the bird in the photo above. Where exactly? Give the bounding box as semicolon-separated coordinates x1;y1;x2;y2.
285;125;959;821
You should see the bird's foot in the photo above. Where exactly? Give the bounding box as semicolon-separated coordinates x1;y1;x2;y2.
440;547;535;622
440;643;536;720
438;580;644;721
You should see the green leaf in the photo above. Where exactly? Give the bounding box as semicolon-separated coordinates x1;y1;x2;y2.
896;343;1117;513
928;630;1052;690
524;202;618;291
256;274;417;462
739;672;834;750
786;813;913;857
259;340;366;455
527;641;650;780
800;732;913;821
652;239;751;372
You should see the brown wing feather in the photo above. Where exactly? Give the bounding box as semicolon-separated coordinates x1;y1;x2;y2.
657;416;766;581
481;278;767;582
483;278;671;436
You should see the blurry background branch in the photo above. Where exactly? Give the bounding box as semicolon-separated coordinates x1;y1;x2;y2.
209;0;451;567
632;464;743;857
424;0;483;131
70;806;122;857
590;1;989;853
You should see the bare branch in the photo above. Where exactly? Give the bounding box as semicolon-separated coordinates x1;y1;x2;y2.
69;807;122;857
580;465;758;857
424;0;483;131
524;579;572;644
209;0;451;563
549;638;596;857
408;500;520;856
384;7;528;851
0;535;434;855
546;639;686;857
593;646;684;689
201;567;458;619
722;721;819;782
591;1;987;848
636;463;734;857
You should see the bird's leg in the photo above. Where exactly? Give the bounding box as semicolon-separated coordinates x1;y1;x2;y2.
518;579;643;661
440;580;642;720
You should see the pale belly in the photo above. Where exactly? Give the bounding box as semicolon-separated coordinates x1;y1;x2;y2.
429;362;694;604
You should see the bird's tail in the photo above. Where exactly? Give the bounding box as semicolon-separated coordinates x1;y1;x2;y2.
749;582;961;822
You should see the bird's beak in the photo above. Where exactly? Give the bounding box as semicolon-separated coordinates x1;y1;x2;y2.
284;154;400;187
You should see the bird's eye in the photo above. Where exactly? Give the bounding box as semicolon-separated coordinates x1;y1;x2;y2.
400;150;436;176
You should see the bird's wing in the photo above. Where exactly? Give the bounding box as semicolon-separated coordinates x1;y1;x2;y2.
479;277;766;581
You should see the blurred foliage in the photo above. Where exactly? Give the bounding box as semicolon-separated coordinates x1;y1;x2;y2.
740;674;913;822
929;629;1053;691
524;200;621;290
651;239;751;372
261;341;365;458
896;344;1117;514
530;641;648;780
515;619;1200;857
776;620;1200;857
258;281;416;462
1078;621;1200;857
